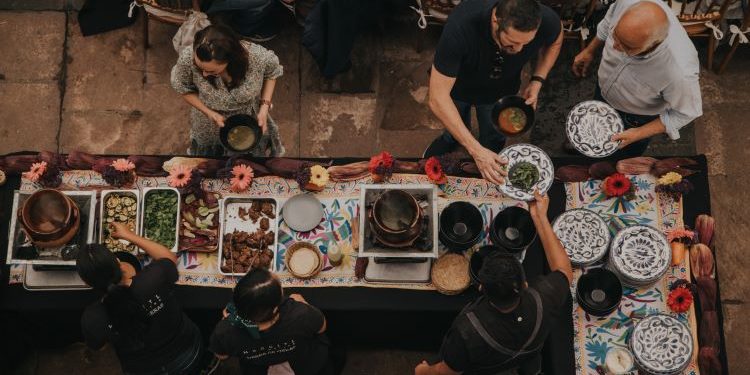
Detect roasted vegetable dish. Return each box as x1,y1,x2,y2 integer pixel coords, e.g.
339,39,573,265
180,192,220,252
143,190,179,249
508,161,540,191
102,192,138,253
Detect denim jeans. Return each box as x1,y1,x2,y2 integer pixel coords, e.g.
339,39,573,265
594,85,658,159
439,99,507,153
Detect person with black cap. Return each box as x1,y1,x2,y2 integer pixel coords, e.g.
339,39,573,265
415,191,572,375
76,222,211,375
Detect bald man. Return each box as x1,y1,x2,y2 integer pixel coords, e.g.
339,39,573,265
572,0,702,158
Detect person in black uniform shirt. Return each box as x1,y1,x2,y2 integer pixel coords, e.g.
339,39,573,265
210,268,333,375
425,0,563,185
415,191,573,375
77,222,206,375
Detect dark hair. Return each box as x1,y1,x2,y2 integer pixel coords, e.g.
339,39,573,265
233,268,283,322
478,251,526,308
193,25,249,90
77,244,149,344
494,0,542,32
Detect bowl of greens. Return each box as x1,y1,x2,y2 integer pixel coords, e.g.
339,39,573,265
139,187,180,252
497,144,554,201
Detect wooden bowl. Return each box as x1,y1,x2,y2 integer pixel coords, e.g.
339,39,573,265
285,242,323,279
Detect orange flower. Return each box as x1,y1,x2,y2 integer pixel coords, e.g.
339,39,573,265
23,161,47,182
168,164,192,188
425,157,447,184
111,158,135,172
230,164,254,192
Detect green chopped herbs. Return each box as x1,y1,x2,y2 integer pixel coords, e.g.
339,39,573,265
508,161,540,191
144,190,179,248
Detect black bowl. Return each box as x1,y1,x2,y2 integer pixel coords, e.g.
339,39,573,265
491,95,535,137
489,206,537,253
469,245,510,286
439,202,484,252
219,114,262,152
576,268,622,317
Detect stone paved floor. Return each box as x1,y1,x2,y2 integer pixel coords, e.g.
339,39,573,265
1,2,749,374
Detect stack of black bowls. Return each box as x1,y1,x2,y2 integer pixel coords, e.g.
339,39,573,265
439,202,484,252
576,268,623,317
489,206,537,254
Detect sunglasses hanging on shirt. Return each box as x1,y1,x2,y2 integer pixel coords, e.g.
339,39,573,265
490,49,504,79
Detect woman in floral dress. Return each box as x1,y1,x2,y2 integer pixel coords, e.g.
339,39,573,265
171,24,285,157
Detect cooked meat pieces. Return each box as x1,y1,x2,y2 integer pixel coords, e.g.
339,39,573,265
263,231,275,245
260,217,270,231
238,207,249,221
261,202,275,218
247,209,261,223
251,200,262,213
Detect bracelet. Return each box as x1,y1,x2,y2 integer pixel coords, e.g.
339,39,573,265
259,99,273,110
530,75,546,84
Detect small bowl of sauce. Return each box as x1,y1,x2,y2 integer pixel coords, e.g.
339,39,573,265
220,114,262,152
491,95,535,137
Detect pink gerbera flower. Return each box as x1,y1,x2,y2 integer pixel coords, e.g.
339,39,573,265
111,158,135,172
23,161,48,182
168,164,193,188
230,164,254,192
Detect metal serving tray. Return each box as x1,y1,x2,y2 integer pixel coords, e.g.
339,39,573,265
358,184,439,259
99,189,140,254
23,265,91,291
6,190,96,266
217,196,280,276
139,187,181,253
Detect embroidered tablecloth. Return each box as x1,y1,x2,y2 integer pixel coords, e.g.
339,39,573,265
10,170,521,290
566,175,699,375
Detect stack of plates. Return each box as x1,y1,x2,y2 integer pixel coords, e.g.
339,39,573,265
630,314,693,375
552,209,610,267
575,268,622,317
607,225,670,288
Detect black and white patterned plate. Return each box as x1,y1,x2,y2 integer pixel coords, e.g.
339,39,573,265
566,101,624,158
630,314,693,374
552,209,610,266
498,143,554,201
610,225,670,283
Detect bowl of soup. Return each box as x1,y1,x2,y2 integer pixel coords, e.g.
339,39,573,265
220,114,262,152
491,95,535,137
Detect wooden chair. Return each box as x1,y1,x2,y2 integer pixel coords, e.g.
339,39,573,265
541,0,600,50
717,5,750,73
669,0,737,70
135,0,201,48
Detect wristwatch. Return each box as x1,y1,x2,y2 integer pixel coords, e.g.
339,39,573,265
530,75,546,85
259,99,273,110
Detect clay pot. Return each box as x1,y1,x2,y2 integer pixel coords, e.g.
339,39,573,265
18,189,80,246
369,190,422,247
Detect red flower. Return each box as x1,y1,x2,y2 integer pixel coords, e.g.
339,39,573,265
369,151,394,176
425,156,447,184
667,286,693,313
603,173,632,197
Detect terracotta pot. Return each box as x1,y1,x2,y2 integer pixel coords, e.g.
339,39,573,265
369,190,422,247
671,241,687,266
18,189,80,244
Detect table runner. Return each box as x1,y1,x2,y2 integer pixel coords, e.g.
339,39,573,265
566,175,699,375
10,170,521,290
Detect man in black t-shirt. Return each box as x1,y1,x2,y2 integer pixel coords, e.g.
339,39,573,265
425,0,562,185
415,191,573,375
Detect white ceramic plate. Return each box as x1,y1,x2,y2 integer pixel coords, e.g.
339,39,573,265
498,143,554,201
552,209,610,266
281,193,325,232
630,314,693,374
610,225,670,283
566,100,624,158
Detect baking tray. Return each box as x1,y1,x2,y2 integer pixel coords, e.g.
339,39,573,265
139,187,181,253
358,184,439,259
99,189,140,254
179,192,221,252
217,196,279,276
23,264,91,291
6,190,97,266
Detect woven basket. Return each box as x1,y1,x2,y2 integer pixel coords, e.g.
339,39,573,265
431,253,470,295
285,242,324,279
